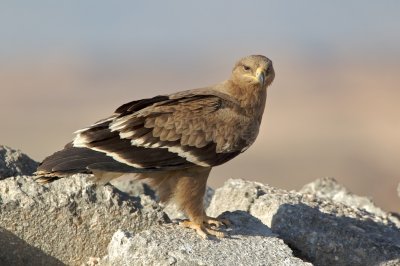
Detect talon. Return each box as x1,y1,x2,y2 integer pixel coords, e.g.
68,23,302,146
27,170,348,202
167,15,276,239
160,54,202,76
179,220,208,239
204,226,225,238
179,219,225,238
219,218,231,226
204,216,231,228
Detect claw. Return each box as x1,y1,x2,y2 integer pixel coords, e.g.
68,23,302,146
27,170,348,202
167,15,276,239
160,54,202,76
204,216,231,228
180,220,208,239
204,226,225,238
179,219,226,238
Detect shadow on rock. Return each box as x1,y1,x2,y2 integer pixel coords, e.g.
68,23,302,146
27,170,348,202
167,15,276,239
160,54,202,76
0,227,64,266
219,210,275,238
271,203,400,266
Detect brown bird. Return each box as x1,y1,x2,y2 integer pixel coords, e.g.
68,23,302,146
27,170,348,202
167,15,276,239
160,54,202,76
35,55,275,238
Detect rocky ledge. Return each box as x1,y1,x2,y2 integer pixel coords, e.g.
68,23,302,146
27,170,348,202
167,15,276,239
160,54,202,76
0,145,399,266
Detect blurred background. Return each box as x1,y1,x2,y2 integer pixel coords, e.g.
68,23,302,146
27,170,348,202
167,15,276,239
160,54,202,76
1,1,399,211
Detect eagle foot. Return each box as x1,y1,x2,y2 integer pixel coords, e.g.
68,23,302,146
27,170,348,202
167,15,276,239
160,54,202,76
179,219,226,239
204,216,231,229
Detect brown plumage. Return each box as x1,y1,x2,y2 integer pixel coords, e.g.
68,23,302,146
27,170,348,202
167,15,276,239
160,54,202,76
35,55,275,238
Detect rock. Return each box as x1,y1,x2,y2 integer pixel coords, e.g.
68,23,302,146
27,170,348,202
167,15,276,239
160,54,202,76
300,177,387,217
111,176,157,200
0,174,167,265
101,211,311,266
0,227,64,266
0,145,38,179
383,259,400,266
301,177,400,227
208,179,400,266
2,146,399,265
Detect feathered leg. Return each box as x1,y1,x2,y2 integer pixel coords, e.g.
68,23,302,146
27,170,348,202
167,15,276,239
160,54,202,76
173,167,226,238
144,167,229,238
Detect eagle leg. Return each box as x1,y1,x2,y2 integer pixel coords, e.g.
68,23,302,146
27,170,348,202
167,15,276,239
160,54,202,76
168,166,229,238
148,166,229,238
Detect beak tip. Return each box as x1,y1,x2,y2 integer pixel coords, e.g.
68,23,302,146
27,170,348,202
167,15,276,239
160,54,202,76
257,72,265,86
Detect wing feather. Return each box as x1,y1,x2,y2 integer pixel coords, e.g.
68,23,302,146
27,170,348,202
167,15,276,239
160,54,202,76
73,90,249,171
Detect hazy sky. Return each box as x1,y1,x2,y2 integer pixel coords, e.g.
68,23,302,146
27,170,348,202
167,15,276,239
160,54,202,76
1,1,400,61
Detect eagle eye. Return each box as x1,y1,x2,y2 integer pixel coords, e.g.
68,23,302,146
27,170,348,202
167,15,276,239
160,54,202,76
242,65,251,71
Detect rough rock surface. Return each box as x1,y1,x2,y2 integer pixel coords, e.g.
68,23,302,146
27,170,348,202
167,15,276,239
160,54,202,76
208,179,400,266
0,174,167,265
300,177,388,217
1,146,399,266
111,177,157,200
102,211,311,266
0,226,64,265
0,145,38,179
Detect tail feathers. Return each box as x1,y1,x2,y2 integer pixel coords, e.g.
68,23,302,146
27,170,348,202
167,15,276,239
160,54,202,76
34,143,139,183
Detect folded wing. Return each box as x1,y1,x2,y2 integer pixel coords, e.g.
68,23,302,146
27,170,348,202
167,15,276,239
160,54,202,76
39,90,248,176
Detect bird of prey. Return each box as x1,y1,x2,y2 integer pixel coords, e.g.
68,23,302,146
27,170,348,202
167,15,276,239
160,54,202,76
35,55,275,238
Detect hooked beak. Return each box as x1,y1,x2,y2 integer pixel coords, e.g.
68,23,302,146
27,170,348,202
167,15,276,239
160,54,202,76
255,67,265,86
